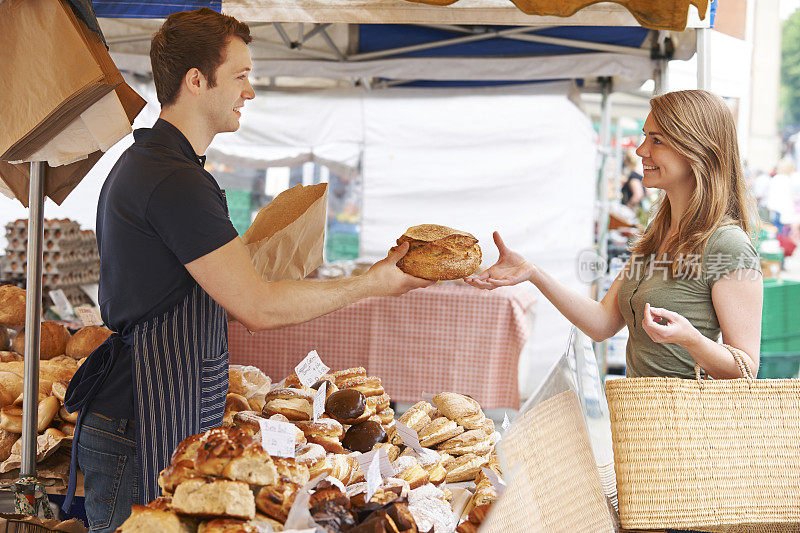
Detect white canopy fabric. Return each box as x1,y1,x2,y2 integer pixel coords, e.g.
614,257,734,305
0,80,596,397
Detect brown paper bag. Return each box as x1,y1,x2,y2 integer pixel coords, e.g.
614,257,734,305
0,82,147,206
0,0,124,161
241,183,328,281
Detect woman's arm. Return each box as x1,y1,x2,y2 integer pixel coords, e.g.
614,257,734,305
465,232,626,342
641,268,762,378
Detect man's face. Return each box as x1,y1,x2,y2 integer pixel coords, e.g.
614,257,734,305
203,37,255,134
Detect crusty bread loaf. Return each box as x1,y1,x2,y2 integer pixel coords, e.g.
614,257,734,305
118,505,194,533
65,326,113,359
11,322,70,360
0,429,17,462
0,286,26,329
395,224,481,281
172,479,255,520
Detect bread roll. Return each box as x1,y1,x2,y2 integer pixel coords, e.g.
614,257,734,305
0,372,22,408
0,286,26,329
12,322,71,360
118,505,194,533
0,429,18,462
66,326,113,359
172,479,255,520
0,396,59,433
395,224,482,280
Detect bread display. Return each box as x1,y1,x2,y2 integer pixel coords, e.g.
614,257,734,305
11,321,71,360
65,325,113,358
395,224,482,281
124,360,505,533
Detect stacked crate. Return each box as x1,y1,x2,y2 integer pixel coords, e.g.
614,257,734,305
2,218,98,305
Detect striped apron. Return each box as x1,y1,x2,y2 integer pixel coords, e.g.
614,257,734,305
63,282,229,508
131,282,229,503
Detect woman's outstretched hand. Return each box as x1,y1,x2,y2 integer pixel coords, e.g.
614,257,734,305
464,231,535,290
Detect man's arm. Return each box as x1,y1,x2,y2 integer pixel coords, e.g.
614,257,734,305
185,237,432,331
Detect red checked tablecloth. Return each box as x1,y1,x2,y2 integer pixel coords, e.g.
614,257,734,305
228,284,536,408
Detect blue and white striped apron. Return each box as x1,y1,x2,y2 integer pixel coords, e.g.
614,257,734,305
63,282,229,508
131,283,229,503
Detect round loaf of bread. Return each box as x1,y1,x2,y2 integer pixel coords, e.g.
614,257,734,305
0,286,26,329
66,326,113,359
395,225,481,281
11,321,70,360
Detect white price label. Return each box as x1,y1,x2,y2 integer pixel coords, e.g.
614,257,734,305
258,419,296,458
294,350,330,388
312,382,327,422
502,412,511,431
395,422,439,462
481,467,507,495
49,290,73,317
356,447,396,479
365,453,382,503
75,305,103,326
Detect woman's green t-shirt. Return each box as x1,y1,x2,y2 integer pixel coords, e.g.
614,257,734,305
618,225,761,378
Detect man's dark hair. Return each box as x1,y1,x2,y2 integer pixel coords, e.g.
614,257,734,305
150,8,252,106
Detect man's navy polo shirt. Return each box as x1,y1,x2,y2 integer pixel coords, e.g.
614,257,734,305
89,119,239,419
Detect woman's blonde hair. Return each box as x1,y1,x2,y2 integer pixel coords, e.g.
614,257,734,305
630,90,757,276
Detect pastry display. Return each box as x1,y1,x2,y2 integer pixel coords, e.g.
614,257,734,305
394,224,482,281
120,361,505,533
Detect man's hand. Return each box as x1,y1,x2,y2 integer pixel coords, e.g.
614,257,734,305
464,232,535,290
366,241,434,297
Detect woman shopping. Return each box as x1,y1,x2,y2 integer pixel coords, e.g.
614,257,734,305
466,90,763,379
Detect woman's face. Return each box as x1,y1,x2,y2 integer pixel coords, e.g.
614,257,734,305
635,113,694,195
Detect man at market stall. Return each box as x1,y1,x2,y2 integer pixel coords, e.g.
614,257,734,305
61,9,432,531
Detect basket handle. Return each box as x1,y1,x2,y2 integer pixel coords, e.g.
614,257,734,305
693,344,755,384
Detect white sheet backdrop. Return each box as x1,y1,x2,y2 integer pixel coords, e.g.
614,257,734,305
0,82,596,398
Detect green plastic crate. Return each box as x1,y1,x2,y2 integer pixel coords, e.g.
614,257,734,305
326,232,359,262
225,189,252,211
757,352,800,378
761,280,800,347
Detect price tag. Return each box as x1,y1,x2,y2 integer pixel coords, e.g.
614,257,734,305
48,290,73,318
312,381,327,422
294,350,330,388
481,467,507,495
80,283,100,307
257,419,296,458
421,390,436,403
394,422,439,462
74,305,103,326
502,412,511,431
365,453,382,503
356,447,396,479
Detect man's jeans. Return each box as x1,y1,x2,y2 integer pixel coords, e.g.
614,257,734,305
77,412,137,532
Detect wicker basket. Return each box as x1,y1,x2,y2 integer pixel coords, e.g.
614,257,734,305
606,345,800,532
481,390,616,532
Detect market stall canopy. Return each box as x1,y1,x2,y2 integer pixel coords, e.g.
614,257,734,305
93,0,709,30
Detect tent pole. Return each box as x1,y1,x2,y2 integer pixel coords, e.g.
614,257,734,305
20,161,45,481
595,77,612,378
696,28,710,90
